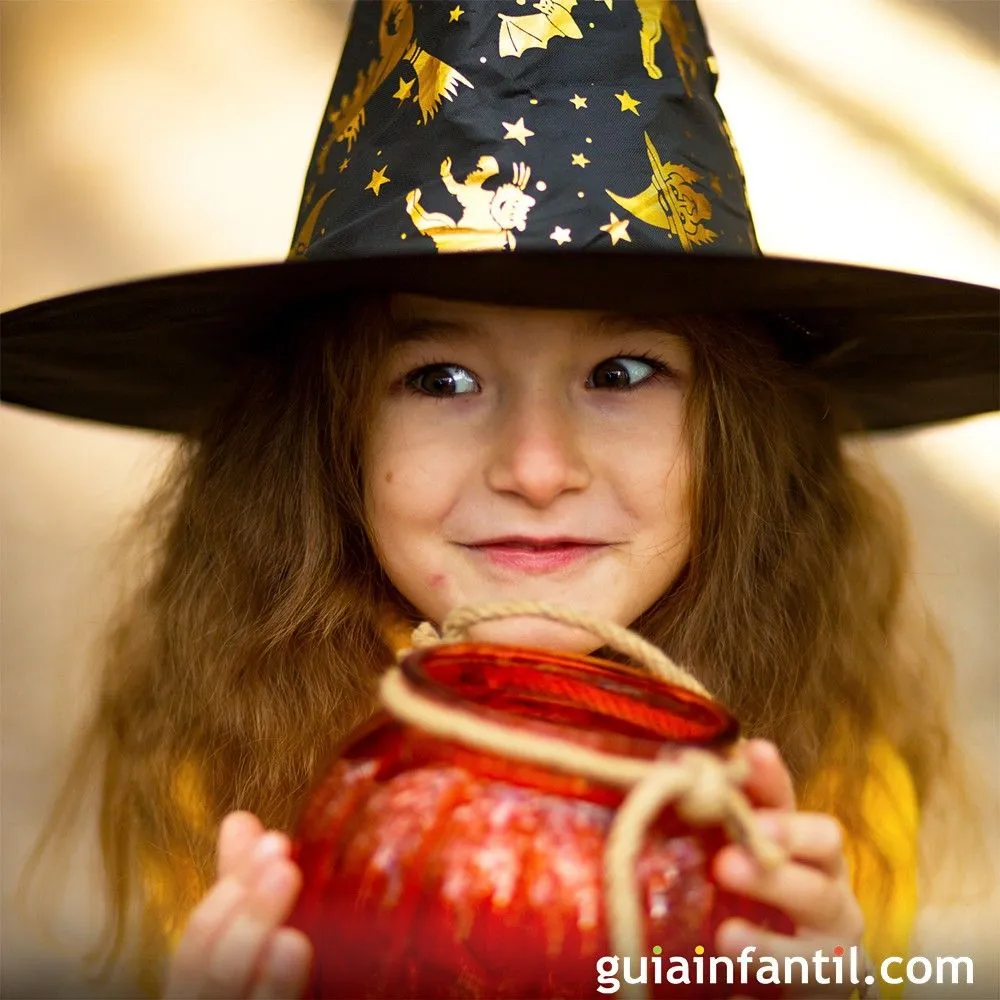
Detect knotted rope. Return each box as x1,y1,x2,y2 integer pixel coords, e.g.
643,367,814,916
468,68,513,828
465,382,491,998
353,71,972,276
379,602,782,1000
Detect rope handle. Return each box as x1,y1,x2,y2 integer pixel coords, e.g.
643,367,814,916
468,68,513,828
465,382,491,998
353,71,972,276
410,601,712,700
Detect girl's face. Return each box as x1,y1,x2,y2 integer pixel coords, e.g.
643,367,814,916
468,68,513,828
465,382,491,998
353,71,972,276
365,295,693,651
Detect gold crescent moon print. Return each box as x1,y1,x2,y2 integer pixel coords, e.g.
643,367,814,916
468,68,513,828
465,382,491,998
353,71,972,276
606,132,717,251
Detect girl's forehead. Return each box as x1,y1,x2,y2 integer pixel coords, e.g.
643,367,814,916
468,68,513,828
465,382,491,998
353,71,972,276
388,294,688,344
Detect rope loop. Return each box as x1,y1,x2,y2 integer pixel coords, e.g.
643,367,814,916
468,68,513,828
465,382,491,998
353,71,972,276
407,600,711,699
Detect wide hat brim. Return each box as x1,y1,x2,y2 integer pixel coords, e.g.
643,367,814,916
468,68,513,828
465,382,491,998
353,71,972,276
1,250,996,434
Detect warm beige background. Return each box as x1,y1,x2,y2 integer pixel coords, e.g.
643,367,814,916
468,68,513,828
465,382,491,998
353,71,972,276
2,1,997,996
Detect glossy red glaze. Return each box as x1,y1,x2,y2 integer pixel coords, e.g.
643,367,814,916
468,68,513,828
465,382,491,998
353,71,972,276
288,644,790,998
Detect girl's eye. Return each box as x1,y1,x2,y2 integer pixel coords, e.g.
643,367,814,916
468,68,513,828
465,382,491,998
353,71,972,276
588,356,665,390
404,363,480,396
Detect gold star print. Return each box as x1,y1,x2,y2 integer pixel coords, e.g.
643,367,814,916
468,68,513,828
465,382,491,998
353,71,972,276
338,158,350,173
393,77,415,102
615,90,641,115
571,152,590,168
449,5,464,21
502,117,535,146
600,212,631,246
365,166,390,196
570,94,588,110
550,226,572,246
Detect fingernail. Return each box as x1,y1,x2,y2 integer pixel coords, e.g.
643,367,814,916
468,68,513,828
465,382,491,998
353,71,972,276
719,851,755,887
270,929,312,982
749,739,778,762
254,831,288,860
258,860,295,896
754,814,780,837
820,816,844,849
717,918,755,952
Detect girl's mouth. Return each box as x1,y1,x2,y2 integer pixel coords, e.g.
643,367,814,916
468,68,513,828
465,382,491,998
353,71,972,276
464,538,608,574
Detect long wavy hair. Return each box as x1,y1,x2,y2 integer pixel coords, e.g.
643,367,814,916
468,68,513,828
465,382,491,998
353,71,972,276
23,299,963,993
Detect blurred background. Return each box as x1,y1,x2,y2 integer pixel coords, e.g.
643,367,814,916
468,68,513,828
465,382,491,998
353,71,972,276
1,1,997,996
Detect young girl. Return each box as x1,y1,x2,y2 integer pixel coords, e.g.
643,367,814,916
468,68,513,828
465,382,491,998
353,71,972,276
152,296,940,1000
7,2,994,997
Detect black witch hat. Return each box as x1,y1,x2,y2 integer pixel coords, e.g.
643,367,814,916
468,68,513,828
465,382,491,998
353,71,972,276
2,0,996,432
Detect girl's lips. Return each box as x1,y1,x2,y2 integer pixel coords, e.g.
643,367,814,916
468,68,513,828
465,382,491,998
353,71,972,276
465,542,607,574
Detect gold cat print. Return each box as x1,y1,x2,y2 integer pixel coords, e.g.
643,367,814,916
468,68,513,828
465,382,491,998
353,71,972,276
406,156,537,251
635,0,698,93
317,0,472,169
606,132,716,251
498,0,583,58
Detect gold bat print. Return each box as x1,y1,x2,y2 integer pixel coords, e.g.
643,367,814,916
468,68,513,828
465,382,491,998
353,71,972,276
498,0,583,58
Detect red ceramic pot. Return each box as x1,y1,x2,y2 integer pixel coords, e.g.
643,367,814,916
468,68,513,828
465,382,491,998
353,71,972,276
288,643,790,998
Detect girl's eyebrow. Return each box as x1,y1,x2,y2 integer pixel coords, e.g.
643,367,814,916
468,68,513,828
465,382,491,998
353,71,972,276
390,312,685,344
390,317,480,344
592,313,684,340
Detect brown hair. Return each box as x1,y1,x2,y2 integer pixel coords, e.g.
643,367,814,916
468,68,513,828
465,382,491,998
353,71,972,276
22,301,964,992
635,315,960,866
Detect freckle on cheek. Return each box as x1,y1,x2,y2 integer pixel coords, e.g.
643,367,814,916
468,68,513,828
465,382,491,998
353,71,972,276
385,471,393,483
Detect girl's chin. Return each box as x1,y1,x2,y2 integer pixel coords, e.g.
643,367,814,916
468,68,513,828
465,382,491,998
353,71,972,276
457,617,606,655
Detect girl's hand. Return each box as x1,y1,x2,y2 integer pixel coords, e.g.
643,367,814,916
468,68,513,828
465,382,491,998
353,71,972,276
164,811,312,1000
714,740,865,998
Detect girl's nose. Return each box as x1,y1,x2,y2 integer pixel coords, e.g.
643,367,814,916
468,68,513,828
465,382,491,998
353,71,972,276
485,394,592,507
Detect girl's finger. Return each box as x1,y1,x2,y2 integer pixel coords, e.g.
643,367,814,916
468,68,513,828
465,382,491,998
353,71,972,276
163,878,248,999
249,928,314,1000
747,811,847,876
739,740,796,811
199,857,304,999
234,830,293,890
714,846,862,936
217,811,266,879
716,919,849,998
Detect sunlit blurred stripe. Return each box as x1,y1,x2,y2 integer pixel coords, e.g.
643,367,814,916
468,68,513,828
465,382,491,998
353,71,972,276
698,3,999,285
701,0,1000,220
695,1,999,506
704,40,999,284
1,0,348,306
895,414,1000,523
